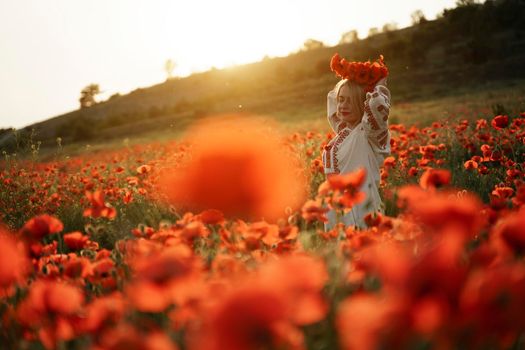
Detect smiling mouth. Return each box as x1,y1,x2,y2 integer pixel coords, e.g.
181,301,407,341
341,111,351,116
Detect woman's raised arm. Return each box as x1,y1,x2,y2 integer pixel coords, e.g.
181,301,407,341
327,89,344,133
362,80,391,153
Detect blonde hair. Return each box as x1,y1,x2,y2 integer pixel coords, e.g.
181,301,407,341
336,79,366,119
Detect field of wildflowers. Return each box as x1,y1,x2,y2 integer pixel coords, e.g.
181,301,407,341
1,112,524,349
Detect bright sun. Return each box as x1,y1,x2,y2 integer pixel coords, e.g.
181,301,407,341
1,0,459,127
153,0,308,76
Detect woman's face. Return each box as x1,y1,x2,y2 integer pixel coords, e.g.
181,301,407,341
337,84,360,124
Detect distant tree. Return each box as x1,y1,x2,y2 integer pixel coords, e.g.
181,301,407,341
382,22,399,33
367,27,380,38
339,30,359,44
456,0,480,7
165,59,176,80
108,93,121,101
79,84,100,109
411,10,428,25
302,39,326,51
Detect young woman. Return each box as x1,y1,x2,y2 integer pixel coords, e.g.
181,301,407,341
322,69,391,230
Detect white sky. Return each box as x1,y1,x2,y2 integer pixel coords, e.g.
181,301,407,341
0,0,457,129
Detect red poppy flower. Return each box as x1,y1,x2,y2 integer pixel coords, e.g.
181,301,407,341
194,284,304,350
398,186,484,237
136,164,152,174
330,53,343,73
337,294,402,350
80,292,125,334
301,199,328,223
159,117,306,222
419,169,451,189
63,256,93,279
89,257,117,290
383,156,396,169
127,245,201,312
63,231,89,250
114,166,125,173
369,62,383,82
493,208,525,256
464,160,478,170
330,53,388,87
96,325,179,350
0,231,29,296
355,63,369,85
364,212,383,227
460,264,525,346
181,221,210,242
327,168,366,191
198,209,225,225
491,115,509,130
325,168,367,208
478,165,489,175
411,296,448,335
512,185,525,207
408,167,418,176
491,186,514,199
258,254,329,325
21,214,64,241
17,279,84,349
83,190,117,219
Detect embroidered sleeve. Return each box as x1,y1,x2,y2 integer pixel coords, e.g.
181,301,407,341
362,84,391,152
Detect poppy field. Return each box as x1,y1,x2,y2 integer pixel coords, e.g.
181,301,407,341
1,112,525,350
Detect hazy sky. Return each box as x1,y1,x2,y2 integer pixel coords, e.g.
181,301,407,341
0,0,457,129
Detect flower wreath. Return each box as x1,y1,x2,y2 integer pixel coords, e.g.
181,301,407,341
330,53,389,93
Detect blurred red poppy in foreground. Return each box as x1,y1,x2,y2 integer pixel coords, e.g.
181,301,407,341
397,185,484,237
63,231,89,250
126,244,202,312
194,284,304,350
492,207,525,257
337,294,401,350
0,230,29,297
159,116,307,222
17,279,84,349
20,214,63,241
318,168,367,209
419,168,451,190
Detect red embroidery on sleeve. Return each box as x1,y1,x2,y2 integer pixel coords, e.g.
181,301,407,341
378,132,389,149
337,121,348,132
365,100,380,131
324,145,333,168
377,104,389,121
332,129,350,173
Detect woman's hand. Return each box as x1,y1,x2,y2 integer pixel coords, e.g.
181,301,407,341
376,77,388,87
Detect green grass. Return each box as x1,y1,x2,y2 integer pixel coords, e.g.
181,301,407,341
390,78,525,126
2,78,523,245
27,78,525,162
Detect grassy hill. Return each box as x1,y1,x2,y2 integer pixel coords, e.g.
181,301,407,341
2,0,525,154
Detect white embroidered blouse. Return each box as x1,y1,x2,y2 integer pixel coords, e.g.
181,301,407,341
322,81,391,229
